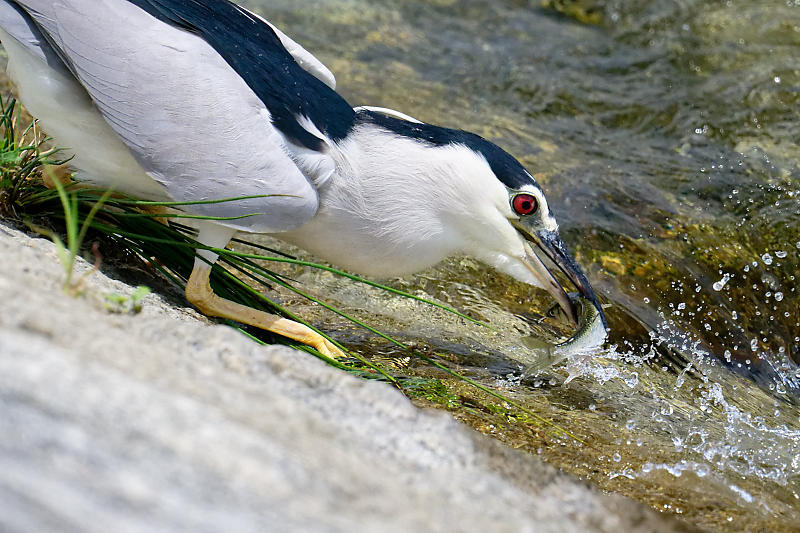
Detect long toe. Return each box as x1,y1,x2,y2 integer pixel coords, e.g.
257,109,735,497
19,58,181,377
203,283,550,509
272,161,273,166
315,337,348,360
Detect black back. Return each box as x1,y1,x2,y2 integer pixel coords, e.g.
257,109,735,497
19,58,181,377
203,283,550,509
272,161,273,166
359,111,539,190
125,0,356,151
125,0,536,190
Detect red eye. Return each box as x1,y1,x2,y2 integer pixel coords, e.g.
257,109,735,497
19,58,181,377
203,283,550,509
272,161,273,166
512,194,538,215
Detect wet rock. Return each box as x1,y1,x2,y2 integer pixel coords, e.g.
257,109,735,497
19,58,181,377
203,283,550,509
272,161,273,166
0,220,693,533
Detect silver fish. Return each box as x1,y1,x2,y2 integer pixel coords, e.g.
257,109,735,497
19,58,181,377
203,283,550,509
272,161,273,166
520,295,608,373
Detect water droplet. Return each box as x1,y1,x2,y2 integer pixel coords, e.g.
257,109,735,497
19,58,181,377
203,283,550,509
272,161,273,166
713,273,731,291
678,302,686,310
762,253,773,265
732,310,738,320
775,292,784,302
729,485,754,503
750,339,758,351
624,371,639,388
776,250,787,259
612,452,622,462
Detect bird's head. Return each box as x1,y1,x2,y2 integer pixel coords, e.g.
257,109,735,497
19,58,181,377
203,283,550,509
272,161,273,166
285,109,605,329
496,185,605,328
441,145,604,329
347,109,606,328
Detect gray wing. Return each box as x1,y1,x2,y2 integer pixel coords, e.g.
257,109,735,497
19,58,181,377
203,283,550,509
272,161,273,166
16,0,319,233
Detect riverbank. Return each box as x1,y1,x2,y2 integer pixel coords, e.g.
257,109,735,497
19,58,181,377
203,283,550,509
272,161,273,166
0,220,695,532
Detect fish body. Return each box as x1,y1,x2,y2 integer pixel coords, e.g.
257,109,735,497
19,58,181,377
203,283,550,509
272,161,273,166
520,295,608,373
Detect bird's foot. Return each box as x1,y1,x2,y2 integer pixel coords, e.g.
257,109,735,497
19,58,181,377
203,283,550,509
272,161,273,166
269,318,348,360
186,262,347,359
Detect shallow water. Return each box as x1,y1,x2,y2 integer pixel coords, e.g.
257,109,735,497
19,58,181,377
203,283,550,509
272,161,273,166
242,0,800,530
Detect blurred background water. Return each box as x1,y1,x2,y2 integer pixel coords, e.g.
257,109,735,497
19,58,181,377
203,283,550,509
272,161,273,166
221,0,798,530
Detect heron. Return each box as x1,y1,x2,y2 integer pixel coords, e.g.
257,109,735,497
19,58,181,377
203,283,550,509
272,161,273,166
0,0,606,358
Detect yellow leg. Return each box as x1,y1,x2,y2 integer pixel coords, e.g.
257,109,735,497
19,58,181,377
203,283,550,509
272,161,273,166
186,262,347,359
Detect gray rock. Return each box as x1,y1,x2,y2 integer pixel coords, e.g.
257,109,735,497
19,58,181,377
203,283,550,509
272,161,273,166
0,221,694,533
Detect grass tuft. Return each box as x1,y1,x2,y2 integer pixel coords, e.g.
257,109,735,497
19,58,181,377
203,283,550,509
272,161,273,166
0,98,67,217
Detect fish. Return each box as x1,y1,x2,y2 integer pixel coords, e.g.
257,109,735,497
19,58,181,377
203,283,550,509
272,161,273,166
520,294,608,373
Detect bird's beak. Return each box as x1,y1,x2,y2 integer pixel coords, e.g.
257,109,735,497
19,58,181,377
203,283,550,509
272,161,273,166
513,223,607,330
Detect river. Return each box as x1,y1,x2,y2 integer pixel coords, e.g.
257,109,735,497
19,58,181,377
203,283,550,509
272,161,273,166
239,1,800,530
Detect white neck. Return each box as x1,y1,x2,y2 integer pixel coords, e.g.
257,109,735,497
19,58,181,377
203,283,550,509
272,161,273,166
278,122,512,277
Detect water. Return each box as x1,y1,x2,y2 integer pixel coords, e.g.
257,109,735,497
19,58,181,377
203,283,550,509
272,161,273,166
253,0,800,529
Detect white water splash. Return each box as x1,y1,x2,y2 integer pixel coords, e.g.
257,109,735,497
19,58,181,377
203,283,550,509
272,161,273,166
713,273,731,291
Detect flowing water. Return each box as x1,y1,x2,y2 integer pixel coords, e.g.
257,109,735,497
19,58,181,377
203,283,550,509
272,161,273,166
238,0,800,530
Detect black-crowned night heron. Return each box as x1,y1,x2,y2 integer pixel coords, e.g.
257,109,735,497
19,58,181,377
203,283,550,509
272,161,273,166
0,0,606,357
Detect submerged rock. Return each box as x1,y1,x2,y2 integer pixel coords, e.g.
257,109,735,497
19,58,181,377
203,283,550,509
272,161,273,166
0,220,692,532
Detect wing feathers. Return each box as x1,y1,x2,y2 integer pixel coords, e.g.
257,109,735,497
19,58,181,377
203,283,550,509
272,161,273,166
126,0,355,149
40,0,319,232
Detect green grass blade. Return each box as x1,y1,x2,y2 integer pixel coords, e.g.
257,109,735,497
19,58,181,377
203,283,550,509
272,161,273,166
109,210,265,222
214,248,490,328
110,194,299,206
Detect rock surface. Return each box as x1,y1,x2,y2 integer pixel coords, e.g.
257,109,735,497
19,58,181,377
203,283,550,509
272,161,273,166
0,220,694,533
